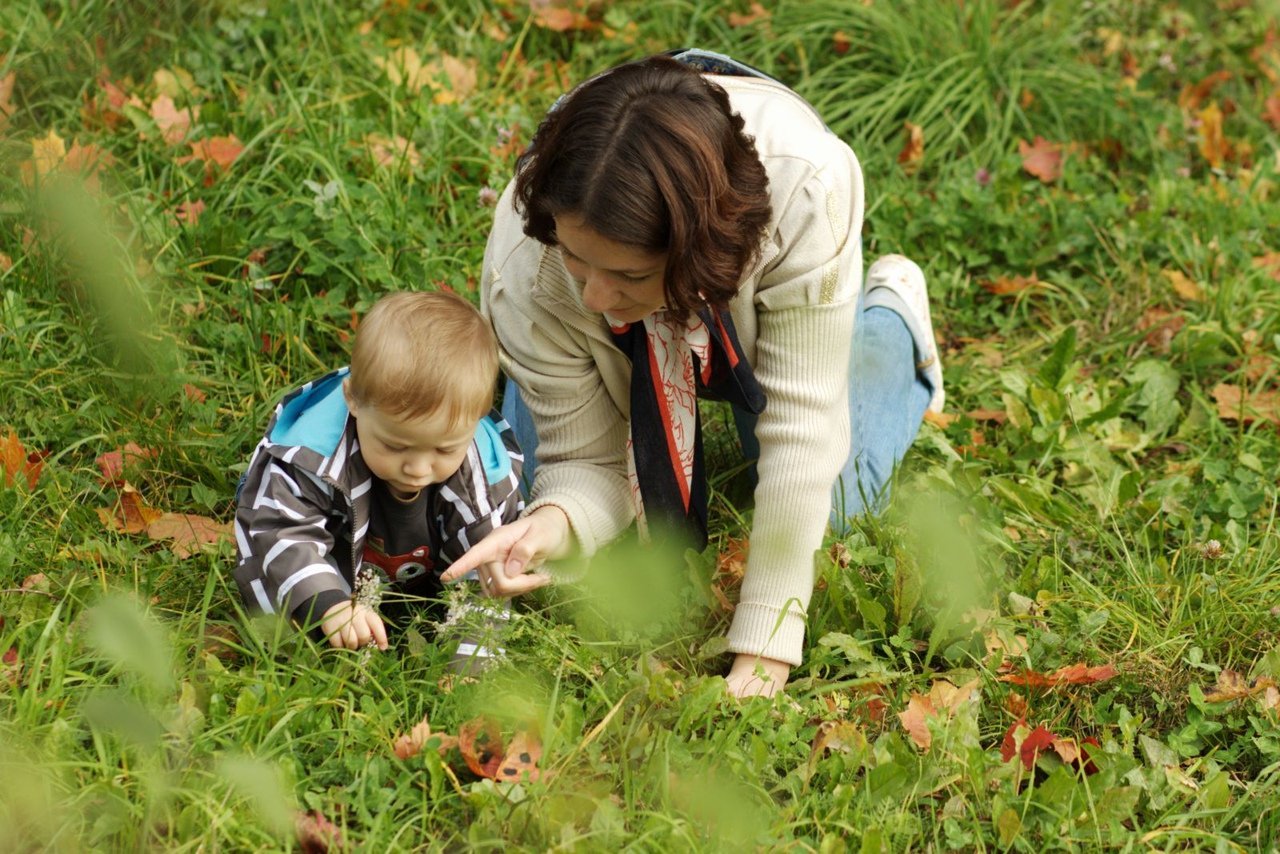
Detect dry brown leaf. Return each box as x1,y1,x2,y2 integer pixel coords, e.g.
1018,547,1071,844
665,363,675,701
967,408,1008,424
393,715,459,760
1137,307,1186,353
1178,70,1232,111
178,135,244,172
898,121,923,173
1197,101,1229,167
1263,93,1280,131
146,512,232,558
924,410,958,428
897,679,979,750
1161,268,1203,301
98,485,163,535
1254,251,1280,282
20,130,67,185
494,730,543,782
458,716,505,778
1212,383,1280,426
364,133,420,171
1018,136,1063,183
531,3,595,33
174,199,206,226
728,1,771,26
980,273,1039,296
1203,668,1276,703
0,72,15,130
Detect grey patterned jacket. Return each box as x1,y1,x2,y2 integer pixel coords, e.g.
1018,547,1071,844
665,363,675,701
233,367,523,623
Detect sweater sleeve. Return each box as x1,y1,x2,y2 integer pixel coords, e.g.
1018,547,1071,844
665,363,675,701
481,190,635,556
726,150,863,666
233,452,352,623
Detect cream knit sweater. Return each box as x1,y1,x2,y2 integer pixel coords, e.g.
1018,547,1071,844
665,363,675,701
481,73,931,665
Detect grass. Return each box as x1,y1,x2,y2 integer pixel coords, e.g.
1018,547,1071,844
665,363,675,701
3,0,1280,849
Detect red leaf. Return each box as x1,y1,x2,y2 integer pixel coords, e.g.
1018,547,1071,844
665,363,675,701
998,662,1118,690
1020,724,1056,770
2,646,21,688
1,430,45,490
897,121,924,173
96,443,157,487
458,716,505,778
1018,136,1063,183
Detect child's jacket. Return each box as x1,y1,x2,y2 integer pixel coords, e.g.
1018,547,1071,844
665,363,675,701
233,367,523,623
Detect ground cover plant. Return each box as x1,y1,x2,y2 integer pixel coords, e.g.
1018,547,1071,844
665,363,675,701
2,0,1280,849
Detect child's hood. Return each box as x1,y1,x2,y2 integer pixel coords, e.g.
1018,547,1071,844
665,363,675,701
268,367,351,457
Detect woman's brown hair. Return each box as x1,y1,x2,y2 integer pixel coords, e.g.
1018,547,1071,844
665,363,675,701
513,55,772,315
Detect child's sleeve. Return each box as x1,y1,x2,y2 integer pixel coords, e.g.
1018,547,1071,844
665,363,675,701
234,453,352,624
434,413,526,569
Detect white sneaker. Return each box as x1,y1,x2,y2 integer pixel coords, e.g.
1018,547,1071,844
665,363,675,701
864,254,945,413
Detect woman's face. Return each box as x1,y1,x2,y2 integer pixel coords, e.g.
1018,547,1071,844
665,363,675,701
554,213,669,325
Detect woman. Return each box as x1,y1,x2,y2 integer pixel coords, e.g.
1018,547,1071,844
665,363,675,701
442,50,944,698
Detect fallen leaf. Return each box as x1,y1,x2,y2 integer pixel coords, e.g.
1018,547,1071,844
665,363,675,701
1018,724,1056,770
1254,251,1280,281
2,647,21,688
1263,685,1279,713
96,443,158,486
495,729,543,782
924,410,958,428
998,662,1118,690
97,485,163,535
1,430,45,490
431,54,479,105
363,133,420,171
532,4,595,33
146,512,232,558
728,1,771,26
21,130,68,185
711,536,748,612
152,67,200,100
1263,93,1280,131
1018,136,1063,183
0,72,16,130
1178,70,1232,111
832,31,852,56
150,95,199,146
1004,691,1030,719
1137,307,1186,353
967,408,1008,424
1197,101,1229,168
183,384,207,403
1162,268,1203,301
294,810,343,854
458,716,505,778
1212,383,1280,426
980,273,1039,296
374,47,431,93
1202,668,1276,703
178,135,244,173
897,679,980,750
898,121,924,173
201,624,240,661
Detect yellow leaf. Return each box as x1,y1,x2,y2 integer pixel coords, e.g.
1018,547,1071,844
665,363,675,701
1197,101,1228,168
1161,268,1203,301
898,121,923,173
29,130,67,178
0,72,16,130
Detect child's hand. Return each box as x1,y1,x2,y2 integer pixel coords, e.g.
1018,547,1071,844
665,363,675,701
320,601,389,651
725,653,790,699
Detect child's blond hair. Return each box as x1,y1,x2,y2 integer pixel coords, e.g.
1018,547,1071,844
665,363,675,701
348,291,499,425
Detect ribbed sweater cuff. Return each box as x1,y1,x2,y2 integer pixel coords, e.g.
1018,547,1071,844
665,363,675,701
726,602,807,666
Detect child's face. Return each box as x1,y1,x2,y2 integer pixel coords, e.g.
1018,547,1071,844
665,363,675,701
346,392,475,499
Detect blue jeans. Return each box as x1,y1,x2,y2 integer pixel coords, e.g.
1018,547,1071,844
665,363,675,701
501,306,932,532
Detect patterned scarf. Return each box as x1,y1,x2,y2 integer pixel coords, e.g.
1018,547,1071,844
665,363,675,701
608,307,765,549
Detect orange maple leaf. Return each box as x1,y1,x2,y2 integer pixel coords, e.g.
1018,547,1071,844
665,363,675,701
178,135,244,172
898,121,924,173
494,730,543,783
174,199,206,226
1018,137,1063,183
457,716,505,778
532,4,595,33
1,430,45,490
897,679,979,750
